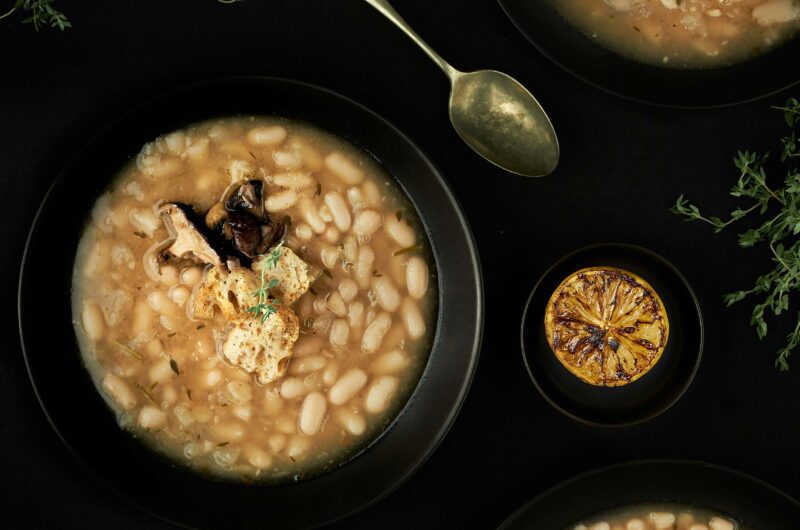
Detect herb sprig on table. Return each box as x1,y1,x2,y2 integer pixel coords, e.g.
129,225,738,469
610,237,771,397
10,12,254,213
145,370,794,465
671,97,800,370
0,0,70,31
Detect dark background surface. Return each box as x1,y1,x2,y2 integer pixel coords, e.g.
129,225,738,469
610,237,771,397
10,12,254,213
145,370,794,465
2,1,799,528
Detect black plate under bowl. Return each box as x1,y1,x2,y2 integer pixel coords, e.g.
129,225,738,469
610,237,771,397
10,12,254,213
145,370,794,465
498,0,800,108
500,460,800,529
521,243,702,427
18,77,483,529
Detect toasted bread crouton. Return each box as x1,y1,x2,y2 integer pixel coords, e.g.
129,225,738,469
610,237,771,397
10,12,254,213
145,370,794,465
221,305,300,384
252,246,310,305
192,266,261,320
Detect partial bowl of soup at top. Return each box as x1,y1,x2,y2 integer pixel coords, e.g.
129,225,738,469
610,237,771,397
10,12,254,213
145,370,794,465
18,77,483,529
499,0,800,107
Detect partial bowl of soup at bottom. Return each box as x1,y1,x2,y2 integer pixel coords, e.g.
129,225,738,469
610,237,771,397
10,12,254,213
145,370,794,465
18,76,483,529
498,0,800,107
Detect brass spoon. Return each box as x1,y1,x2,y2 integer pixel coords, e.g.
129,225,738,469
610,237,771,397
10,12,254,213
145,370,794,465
364,0,559,177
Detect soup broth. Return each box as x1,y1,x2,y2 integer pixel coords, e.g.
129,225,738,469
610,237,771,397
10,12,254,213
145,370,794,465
549,0,800,68
71,117,437,482
572,503,745,530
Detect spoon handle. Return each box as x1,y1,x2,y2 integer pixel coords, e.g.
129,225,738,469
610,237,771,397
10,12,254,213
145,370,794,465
363,0,459,80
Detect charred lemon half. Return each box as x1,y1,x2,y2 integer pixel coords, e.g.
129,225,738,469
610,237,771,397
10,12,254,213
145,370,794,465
544,267,669,387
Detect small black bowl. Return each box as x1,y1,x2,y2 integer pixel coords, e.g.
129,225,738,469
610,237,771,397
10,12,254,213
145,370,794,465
498,0,800,108
520,243,703,427
18,77,483,529
499,460,800,529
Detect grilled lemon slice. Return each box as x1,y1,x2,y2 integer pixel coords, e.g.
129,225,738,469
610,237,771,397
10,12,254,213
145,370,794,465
544,267,669,387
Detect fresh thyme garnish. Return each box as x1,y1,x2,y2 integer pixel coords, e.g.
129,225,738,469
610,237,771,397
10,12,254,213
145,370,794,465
314,182,322,197
246,243,283,324
217,441,230,447
113,340,144,360
0,0,70,31
134,381,158,404
133,231,147,239
169,358,180,375
393,244,423,256
186,388,193,401
671,97,800,371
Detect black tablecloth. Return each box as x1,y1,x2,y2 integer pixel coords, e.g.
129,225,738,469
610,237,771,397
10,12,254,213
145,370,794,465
3,1,799,528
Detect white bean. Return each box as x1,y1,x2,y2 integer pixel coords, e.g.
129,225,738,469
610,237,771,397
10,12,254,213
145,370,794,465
322,362,339,386
626,520,646,530
298,392,327,436
362,179,382,207
335,407,366,436
708,518,734,530
149,358,176,384
371,350,409,375
320,245,340,269
341,235,358,265
324,226,340,244
327,292,347,317
325,152,364,184
406,256,429,299
348,301,365,329
362,312,392,354
355,245,375,289
81,302,105,341
273,149,302,168
300,198,326,233
280,377,308,399
243,443,272,469
287,435,310,459
265,189,298,212
247,125,287,145
649,513,676,529
288,354,327,375
227,380,253,402
347,186,367,212
180,266,203,286
131,301,155,336
318,204,334,223
372,276,401,312
102,373,137,411
293,335,324,358
329,368,368,405
204,369,222,388
129,208,161,238
138,405,166,430
272,171,314,189
384,215,416,247
268,433,287,453
169,285,191,306
338,278,358,303
295,223,313,240
353,209,382,237
364,376,399,414
147,290,179,319
210,421,246,442
324,192,352,231
401,297,426,340
330,319,350,347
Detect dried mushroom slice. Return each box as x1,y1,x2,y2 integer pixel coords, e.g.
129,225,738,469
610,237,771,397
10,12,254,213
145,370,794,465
544,267,669,387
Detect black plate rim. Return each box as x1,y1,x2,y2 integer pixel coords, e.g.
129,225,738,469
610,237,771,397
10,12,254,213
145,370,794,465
498,458,800,529
17,75,485,529
497,0,800,109
520,242,704,428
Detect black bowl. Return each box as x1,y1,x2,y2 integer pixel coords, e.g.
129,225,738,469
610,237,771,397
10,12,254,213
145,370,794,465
499,460,800,528
18,77,483,529
498,0,800,108
520,243,703,427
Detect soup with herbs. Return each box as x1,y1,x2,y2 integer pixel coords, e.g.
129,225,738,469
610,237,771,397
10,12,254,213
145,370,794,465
572,503,743,530
550,0,800,68
72,117,437,482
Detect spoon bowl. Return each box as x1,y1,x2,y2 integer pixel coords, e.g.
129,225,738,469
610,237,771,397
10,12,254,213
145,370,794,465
450,70,559,177
365,0,559,177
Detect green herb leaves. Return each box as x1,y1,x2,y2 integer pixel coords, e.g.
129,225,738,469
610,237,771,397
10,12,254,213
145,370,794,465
1,0,71,31
246,243,282,324
670,97,800,371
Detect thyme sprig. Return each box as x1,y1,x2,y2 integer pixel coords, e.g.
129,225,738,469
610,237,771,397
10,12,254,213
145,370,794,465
670,98,800,371
0,0,70,31
246,243,282,324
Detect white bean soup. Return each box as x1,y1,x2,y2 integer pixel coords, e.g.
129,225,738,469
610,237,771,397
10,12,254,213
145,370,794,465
72,116,437,482
550,0,800,68
571,503,745,530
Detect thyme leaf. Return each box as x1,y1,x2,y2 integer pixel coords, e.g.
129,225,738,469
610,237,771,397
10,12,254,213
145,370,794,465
671,97,800,370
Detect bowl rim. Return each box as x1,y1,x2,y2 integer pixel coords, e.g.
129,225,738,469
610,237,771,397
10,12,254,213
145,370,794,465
497,0,800,109
498,458,800,529
519,242,704,428
17,75,485,529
